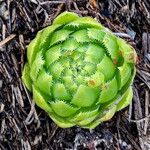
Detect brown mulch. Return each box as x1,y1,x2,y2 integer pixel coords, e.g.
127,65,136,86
0,0,150,149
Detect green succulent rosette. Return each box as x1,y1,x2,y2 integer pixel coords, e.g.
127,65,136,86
22,12,137,129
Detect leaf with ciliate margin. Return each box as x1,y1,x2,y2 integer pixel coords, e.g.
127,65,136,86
103,33,119,61
52,83,71,101
50,101,79,117
50,29,72,47
39,24,61,50
49,113,75,128
117,38,137,64
27,31,42,65
117,62,132,90
30,51,44,82
22,63,32,91
45,44,61,67
71,29,90,43
117,86,133,111
53,11,79,25
69,106,99,122
71,85,99,107
97,55,115,81
87,28,106,42
33,86,52,113
98,77,118,103
64,17,104,30
35,69,53,96
83,106,117,129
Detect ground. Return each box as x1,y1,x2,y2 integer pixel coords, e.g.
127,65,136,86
0,0,150,150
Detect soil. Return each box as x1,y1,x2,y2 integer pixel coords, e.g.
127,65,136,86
0,0,150,150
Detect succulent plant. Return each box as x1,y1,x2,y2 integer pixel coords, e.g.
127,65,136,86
22,11,137,129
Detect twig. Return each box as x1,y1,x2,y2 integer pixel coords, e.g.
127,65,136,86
0,34,16,47
40,1,66,5
113,32,133,39
129,114,150,123
49,124,58,142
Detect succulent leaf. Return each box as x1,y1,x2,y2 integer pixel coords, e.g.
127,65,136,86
69,106,99,122
45,45,61,66
33,86,52,113
117,86,133,111
27,31,42,65
22,11,137,129
97,55,115,81
35,69,52,95
117,38,137,64
50,29,72,46
53,11,79,25
103,33,119,61
39,24,61,50
30,51,44,81
50,101,79,117
71,29,90,43
117,62,132,89
85,106,117,129
52,83,71,101
50,113,75,128
99,77,118,103
22,63,32,91
87,28,106,42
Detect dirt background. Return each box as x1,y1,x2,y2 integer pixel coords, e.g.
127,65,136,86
0,0,150,150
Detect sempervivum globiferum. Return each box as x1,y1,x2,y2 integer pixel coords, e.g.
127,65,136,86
22,12,137,129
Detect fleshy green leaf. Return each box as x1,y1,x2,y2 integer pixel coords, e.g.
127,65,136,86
70,106,99,123
48,61,64,80
22,63,32,91
65,17,104,30
50,101,79,117
50,29,72,46
71,29,90,43
97,55,115,81
39,24,61,50
99,77,118,103
35,69,53,95
87,72,105,88
27,31,42,65
45,44,61,67
87,28,106,42
61,38,79,50
63,76,73,86
78,115,98,126
103,33,119,61
84,106,116,129
117,86,133,111
117,38,137,64
52,83,71,101
85,44,105,64
71,85,99,107
117,62,132,89
99,106,116,122
83,62,96,75
53,11,79,25
33,86,52,113
76,75,85,85
30,51,44,82
50,113,75,128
